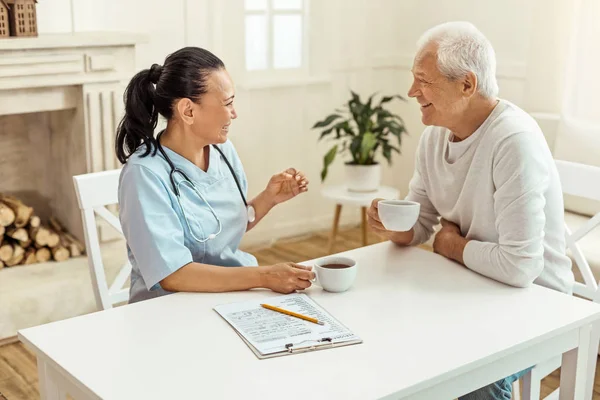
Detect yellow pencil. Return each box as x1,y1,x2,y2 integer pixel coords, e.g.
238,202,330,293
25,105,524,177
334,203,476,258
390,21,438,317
260,303,324,325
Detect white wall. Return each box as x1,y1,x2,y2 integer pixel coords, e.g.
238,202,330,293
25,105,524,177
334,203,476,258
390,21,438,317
36,0,569,247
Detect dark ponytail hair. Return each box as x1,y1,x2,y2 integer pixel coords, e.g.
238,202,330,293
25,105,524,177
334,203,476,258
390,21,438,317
115,47,225,164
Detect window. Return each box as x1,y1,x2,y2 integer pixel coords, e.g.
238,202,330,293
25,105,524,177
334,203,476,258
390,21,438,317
244,0,306,72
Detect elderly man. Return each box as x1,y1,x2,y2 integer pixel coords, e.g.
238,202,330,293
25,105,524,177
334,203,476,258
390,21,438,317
367,22,574,399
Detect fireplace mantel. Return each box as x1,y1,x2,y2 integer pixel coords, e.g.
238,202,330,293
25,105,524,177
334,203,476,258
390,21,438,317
0,32,147,113
0,32,146,51
0,32,147,241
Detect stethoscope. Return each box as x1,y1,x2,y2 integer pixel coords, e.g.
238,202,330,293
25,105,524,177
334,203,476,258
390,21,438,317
156,131,256,243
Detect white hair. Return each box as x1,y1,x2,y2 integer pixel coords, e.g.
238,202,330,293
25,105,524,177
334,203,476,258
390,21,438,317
416,21,498,99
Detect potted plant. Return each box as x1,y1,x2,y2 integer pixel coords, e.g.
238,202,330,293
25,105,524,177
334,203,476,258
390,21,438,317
312,91,407,192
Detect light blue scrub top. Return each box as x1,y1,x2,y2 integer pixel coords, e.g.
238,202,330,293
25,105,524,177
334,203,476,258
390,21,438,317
118,139,258,303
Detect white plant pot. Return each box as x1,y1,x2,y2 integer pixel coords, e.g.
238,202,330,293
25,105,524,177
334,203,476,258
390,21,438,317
344,163,381,192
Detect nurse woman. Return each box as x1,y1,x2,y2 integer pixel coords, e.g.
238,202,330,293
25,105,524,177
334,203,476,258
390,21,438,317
115,47,314,303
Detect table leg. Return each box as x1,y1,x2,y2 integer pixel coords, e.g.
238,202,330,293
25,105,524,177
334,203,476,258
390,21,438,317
520,368,541,400
584,323,600,399
512,379,521,400
328,204,342,254
559,324,594,400
361,206,367,246
38,358,64,400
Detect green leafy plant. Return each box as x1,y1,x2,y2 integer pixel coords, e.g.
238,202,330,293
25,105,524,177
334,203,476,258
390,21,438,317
312,91,407,181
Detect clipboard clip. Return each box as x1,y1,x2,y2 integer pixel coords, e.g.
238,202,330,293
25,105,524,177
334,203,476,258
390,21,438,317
284,337,333,353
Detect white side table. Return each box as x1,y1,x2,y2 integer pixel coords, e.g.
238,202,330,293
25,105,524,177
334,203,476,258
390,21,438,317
321,185,400,253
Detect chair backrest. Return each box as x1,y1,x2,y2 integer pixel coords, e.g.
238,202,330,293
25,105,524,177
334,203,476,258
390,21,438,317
73,169,131,310
555,159,600,301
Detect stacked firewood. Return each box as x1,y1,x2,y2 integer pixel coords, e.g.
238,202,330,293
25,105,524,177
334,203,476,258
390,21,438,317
0,195,85,269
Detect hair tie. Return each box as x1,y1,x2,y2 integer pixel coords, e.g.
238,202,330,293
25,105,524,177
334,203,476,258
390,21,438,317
149,63,163,84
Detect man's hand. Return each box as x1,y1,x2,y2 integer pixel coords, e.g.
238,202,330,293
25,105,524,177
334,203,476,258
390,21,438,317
433,219,468,264
366,198,389,236
367,198,414,245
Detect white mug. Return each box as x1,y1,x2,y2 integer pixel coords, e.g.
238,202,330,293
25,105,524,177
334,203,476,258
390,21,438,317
312,256,357,293
378,199,420,232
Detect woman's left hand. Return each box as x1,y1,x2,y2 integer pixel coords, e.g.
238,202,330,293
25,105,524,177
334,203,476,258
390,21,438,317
265,168,309,205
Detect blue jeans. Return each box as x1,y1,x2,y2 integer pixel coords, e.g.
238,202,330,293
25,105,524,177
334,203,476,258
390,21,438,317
458,368,532,400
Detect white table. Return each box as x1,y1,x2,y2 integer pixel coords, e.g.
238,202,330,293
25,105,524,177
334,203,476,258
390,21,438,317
321,185,400,252
19,243,600,400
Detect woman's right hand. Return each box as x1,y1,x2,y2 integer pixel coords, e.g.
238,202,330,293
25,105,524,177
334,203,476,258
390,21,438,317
259,263,315,294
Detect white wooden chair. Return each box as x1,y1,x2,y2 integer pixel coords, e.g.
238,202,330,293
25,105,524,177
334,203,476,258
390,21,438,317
521,159,600,400
73,169,131,310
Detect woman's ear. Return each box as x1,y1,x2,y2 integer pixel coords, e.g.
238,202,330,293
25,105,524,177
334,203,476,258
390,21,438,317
175,98,195,125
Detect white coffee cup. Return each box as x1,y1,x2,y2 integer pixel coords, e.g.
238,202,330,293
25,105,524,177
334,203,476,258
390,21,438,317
378,199,420,231
312,256,357,293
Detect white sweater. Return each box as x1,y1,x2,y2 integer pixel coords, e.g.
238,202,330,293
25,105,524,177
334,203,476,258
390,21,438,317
406,100,574,293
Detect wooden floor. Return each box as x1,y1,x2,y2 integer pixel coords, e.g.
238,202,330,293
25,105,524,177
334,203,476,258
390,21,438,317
0,225,598,399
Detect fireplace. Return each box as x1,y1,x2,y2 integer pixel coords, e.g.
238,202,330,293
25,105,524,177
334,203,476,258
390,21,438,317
0,32,145,244
0,32,145,340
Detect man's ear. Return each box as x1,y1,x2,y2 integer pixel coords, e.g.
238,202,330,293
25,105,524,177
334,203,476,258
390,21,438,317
175,98,195,125
462,71,477,97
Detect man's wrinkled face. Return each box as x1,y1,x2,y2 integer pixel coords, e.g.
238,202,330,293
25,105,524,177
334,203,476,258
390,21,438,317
407,42,470,128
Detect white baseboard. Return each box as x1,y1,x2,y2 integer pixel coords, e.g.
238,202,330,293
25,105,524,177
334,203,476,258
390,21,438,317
0,335,18,346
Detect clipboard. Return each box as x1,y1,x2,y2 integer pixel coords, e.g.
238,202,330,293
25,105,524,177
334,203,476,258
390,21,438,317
234,331,363,359
214,293,362,359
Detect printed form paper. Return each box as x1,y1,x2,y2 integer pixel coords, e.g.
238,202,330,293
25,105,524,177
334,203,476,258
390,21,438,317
214,293,360,355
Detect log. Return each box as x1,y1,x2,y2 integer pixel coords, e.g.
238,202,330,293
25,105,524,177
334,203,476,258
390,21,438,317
0,195,33,228
23,248,37,265
69,242,82,257
0,234,3,246
64,232,85,255
55,232,79,257
0,260,4,269
46,231,60,248
30,227,41,245
30,226,51,247
0,203,15,227
29,215,41,228
7,227,28,243
6,244,25,266
0,225,5,236
51,246,70,262
49,217,63,233
19,239,32,248
0,243,13,262
35,247,51,263
50,217,85,255
59,232,84,257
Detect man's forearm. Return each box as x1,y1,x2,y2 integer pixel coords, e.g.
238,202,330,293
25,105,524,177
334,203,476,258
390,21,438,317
447,234,468,265
432,223,469,265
